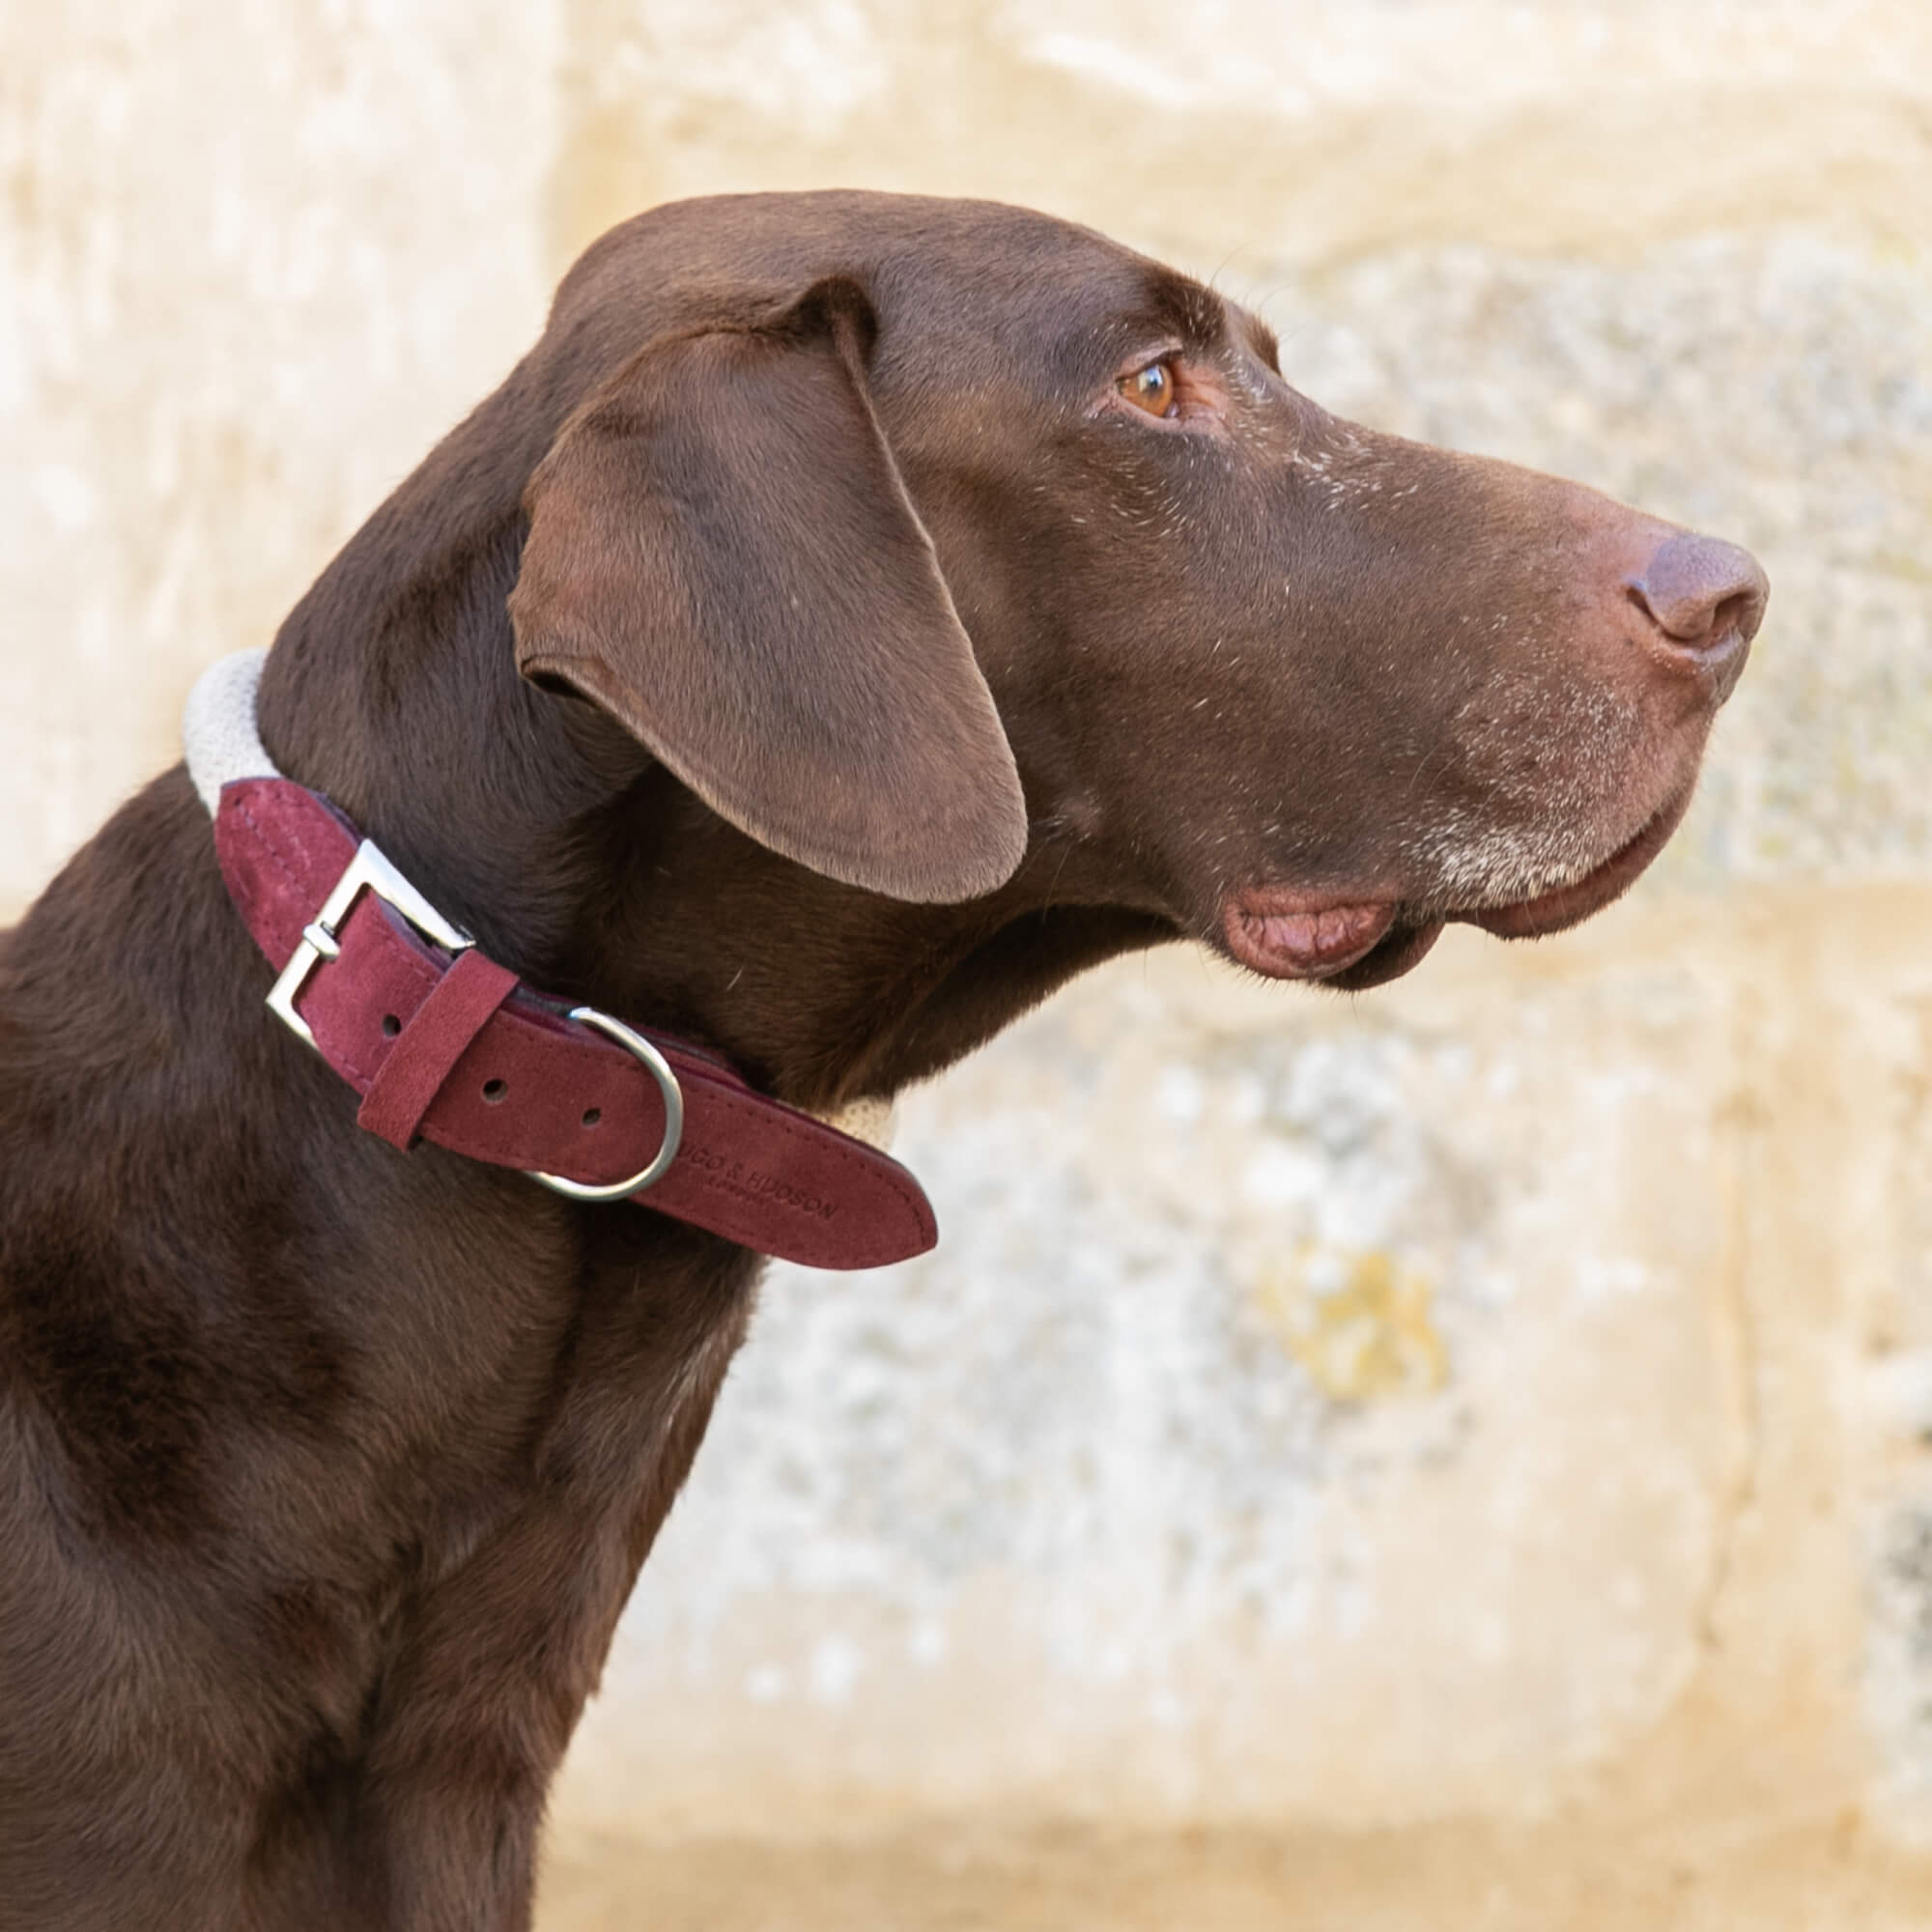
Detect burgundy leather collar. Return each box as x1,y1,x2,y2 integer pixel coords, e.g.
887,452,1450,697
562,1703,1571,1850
210,775,937,1270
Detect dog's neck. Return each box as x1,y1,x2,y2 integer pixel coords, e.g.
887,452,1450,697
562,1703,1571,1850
251,599,1161,1117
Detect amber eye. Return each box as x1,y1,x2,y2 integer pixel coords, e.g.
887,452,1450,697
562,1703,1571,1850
1119,358,1179,418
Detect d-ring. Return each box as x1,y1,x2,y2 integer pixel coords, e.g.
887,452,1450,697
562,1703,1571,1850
531,1006,684,1202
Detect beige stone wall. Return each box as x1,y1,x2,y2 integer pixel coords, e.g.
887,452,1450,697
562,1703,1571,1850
6,3,1931,1925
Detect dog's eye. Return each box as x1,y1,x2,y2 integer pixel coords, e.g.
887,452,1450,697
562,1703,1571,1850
1119,358,1179,418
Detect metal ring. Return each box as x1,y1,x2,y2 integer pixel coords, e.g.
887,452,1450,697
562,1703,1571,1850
531,1006,684,1203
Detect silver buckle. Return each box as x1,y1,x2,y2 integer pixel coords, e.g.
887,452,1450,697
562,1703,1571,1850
266,838,474,1051
530,1007,684,1202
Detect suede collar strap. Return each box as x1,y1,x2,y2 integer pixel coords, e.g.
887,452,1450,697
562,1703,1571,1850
186,659,936,1271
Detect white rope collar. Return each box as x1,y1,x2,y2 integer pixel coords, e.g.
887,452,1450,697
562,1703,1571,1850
183,647,277,813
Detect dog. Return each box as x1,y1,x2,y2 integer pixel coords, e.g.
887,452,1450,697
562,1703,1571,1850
0,190,1766,1929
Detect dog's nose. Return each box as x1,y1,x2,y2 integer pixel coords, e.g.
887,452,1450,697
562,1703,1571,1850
1628,534,1769,657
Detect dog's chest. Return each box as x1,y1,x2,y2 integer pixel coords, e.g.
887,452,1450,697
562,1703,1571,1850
319,1231,760,1739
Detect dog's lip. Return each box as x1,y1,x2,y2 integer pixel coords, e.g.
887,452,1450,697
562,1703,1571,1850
1220,784,1692,986
1218,890,1450,991
1455,789,1691,941
1220,892,1401,980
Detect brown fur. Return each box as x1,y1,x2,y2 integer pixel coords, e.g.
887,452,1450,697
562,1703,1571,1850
0,191,1761,1929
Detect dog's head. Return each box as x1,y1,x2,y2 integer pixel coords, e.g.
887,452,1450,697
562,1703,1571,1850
505,191,1763,1005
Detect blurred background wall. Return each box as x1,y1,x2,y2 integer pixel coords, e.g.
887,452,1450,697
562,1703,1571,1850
5,3,1931,1925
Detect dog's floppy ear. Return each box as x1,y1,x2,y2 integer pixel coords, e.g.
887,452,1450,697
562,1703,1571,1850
507,277,1028,904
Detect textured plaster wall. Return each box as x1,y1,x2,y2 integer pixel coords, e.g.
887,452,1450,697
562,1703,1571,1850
5,3,1932,1925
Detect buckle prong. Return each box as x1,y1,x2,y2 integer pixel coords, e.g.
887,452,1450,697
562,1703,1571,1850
298,920,342,962
267,838,473,1050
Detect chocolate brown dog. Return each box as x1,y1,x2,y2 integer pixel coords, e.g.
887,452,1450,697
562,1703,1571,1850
0,191,1765,1929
